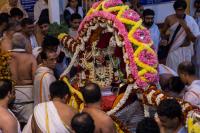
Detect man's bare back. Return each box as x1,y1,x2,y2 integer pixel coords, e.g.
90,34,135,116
32,101,77,132
84,108,116,133
0,37,12,53
10,52,37,85
53,101,77,129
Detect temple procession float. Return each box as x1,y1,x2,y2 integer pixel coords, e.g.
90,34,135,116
1,0,200,132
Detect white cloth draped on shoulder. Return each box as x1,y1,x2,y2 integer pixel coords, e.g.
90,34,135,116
166,15,200,72
159,64,178,76
34,66,56,106
22,102,72,133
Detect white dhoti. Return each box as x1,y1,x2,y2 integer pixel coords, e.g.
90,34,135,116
23,101,72,133
166,45,194,72
13,85,34,123
166,15,200,72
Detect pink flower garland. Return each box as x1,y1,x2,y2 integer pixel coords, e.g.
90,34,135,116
144,73,159,83
78,10,158,88
92,1,102,9
138,49,158,67
104,0,123,8
78,11,139,80
136,79,148,88
122,9,140,22
133,29,151,44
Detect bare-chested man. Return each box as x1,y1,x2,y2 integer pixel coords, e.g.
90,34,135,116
23,80,77,133
161,0,200,72
0,79,21,133
0,21,22,53
81,83,116,133
9,33,37,126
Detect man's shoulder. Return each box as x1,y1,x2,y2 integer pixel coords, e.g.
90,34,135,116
0,108,17,124
166,14,175,20
185,15,197,24
150,24,159,31
90,109,113,122
189,80,200,91
186,81,200,97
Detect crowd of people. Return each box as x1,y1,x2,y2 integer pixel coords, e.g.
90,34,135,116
0,0,200,133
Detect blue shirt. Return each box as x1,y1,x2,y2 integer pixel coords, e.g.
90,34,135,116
177,126,188,133
149,23,160,52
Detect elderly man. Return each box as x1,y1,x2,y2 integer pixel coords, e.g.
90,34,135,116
9,32,37,126
33,37,58,105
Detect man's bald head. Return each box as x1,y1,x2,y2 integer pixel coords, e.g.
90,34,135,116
81,83,101,104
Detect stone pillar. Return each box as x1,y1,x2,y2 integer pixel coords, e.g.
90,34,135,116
48,0,60,24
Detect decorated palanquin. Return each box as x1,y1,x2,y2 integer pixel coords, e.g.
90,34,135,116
56,0,200,132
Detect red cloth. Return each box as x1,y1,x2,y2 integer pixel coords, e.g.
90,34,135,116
101,95,117,111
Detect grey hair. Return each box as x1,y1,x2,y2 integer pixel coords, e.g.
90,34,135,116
12,32,26,49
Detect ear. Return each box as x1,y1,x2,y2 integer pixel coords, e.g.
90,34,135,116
64,94,69,103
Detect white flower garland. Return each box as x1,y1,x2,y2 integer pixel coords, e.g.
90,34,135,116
144,104,150,117
107,84,136,115
155,93,164,106
60,42,84,77
146,90,156,105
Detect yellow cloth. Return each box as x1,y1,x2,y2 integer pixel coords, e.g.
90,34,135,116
0,2,28,17
0,0,7,10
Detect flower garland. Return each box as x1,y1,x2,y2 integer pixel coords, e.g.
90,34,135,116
104,0,123,8
58,0,200,131
0,52,12,81
133,29,152,44
187,110,200,133
138,49,158,67
59,0,158,117
122,9,140,22
107,84,136,115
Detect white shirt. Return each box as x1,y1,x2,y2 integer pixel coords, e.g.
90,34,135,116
159,64,178,76
34,0,48,21
65,6,84,18
183,80,200,107
149,23,160,52
68,28,77,38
